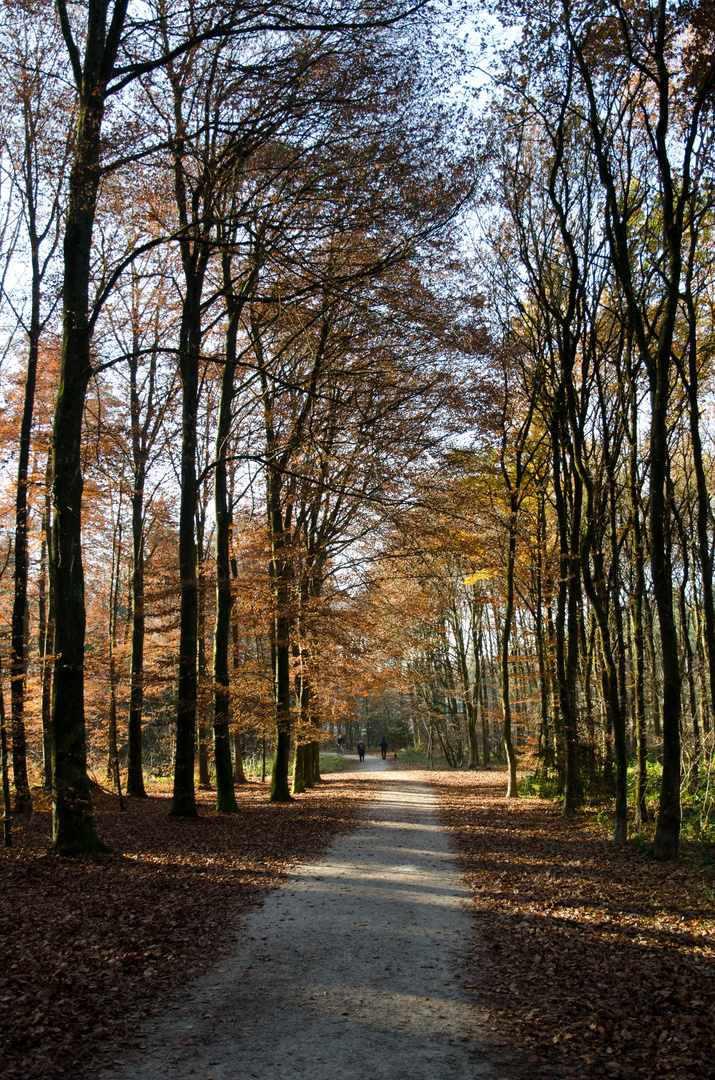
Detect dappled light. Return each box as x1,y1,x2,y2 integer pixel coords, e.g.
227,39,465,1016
437,771,715,1079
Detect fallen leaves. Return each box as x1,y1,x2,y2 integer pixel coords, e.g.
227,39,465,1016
5,764,713,1080
431,768,715,1080
0,773,374,1080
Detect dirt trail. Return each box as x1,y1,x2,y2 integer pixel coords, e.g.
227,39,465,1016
99,761,505,1080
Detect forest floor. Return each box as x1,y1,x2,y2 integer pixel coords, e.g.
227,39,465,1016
1,760,713,1080
93,758,511,1080
0,765,375,1080
435,770,715,1080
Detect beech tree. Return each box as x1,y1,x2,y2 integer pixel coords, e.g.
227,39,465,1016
0,3,73,813
553,0,714,859
46,0,433,850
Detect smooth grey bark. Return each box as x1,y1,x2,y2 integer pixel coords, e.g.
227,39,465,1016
212,266,246,813
170,258,205,818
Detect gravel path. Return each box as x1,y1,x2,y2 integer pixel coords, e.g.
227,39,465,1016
100,760,505,1080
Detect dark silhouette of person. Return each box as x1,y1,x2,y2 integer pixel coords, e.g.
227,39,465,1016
380,737,388,760
357,741,366,762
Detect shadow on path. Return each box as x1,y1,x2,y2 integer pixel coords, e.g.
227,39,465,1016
99,767,509,1080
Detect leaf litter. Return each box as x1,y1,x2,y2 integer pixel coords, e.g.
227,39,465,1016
430,769,715,1080
3,765,715,1080
0,775,375,1080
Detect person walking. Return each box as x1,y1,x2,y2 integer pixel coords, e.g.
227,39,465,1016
357,741,366,762
380,737,388,760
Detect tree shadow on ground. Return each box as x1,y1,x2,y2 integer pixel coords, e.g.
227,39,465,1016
432,770,715,1080
0,775,375,1080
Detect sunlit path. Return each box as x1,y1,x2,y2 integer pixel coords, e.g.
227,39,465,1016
100,761,501,1080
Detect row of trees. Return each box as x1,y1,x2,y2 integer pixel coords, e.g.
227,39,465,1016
380,0,715,859
0,0,475,850
2,0,715,862
338,0,715,861
489,0,715,860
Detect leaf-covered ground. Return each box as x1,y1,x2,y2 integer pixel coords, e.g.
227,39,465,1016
0,773,374,1080
4,764,714,1080
431,769,715,1080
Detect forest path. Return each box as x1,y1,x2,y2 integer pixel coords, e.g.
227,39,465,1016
99,761,503,1080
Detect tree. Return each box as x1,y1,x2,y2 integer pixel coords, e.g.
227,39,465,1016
47,0,429,848
1,2,72,813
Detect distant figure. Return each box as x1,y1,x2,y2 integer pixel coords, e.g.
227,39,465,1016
380,737,388,760
357,741,366,762
337,735,344,754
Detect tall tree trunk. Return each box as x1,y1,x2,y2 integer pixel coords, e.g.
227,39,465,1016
50,6,121,851
501,491,519,797
644,591,662,741
631,586,648,825
470,590,483,769
10,320,39,814
170,273,204,818
292,742,306,794
265,452,293,802
126,342,148,798
684,283,715,745
106,510,123,797
38,453,54,792
269,526,293,803
693,593,711,739
296,611,316,790
648,375,681,858
1,659,12,847
230,556,248,786
552,432,580,818
213,287,240,813
534,500,552,771
629,384,649,825
196,532,210,790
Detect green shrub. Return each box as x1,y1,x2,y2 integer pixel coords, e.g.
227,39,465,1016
397,747,429,765
680,766,715,840
518,769,560,799
319,753,348,773
626,756,662,803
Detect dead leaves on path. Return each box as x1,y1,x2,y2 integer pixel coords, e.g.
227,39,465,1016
433,770,715,1080
0,775,374,1080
